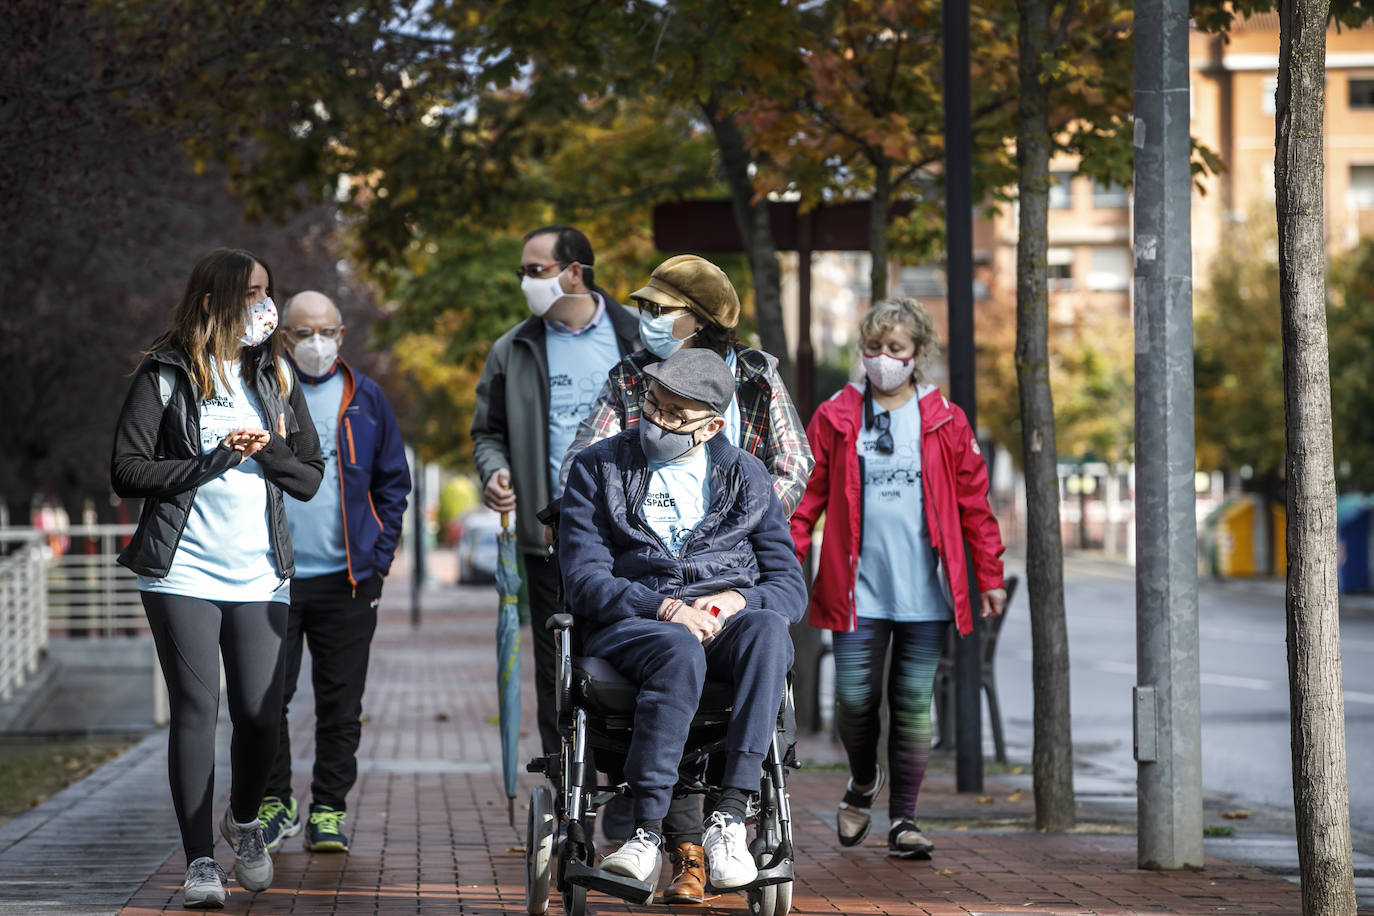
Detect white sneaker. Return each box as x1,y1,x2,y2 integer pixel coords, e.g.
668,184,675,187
600,828,662,883
219,808,274,892
183,856,229,909
703,811,757,890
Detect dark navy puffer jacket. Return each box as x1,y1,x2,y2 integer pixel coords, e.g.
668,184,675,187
558,429,807,639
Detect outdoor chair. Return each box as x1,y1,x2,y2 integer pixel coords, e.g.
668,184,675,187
932,574,1019,763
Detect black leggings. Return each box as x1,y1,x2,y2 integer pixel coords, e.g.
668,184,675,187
142,593,288,863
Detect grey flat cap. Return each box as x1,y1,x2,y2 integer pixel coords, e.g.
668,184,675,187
642,348,736,415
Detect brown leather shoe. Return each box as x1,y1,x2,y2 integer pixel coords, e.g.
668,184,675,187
663,842,706,904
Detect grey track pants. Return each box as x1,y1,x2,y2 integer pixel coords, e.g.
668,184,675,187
142,593,288,862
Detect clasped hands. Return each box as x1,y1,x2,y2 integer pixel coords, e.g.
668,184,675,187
220,414,288,465
658,590,746,644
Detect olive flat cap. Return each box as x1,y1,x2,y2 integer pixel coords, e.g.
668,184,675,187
630,254,741,329
643,348,736,415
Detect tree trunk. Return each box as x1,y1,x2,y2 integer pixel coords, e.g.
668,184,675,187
702,100,791,385
1015,0,1075,831
1276,0,1357,910
869,161,892,302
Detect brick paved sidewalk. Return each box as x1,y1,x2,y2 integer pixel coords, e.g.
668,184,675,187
106,582,1326,915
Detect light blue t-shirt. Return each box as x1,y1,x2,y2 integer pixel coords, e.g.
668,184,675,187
284,369,348,578
854,396,951,622
546,302,622,498
722,348,742,448
640,446,712,556
139,360,288,603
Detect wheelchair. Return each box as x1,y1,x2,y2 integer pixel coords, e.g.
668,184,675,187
523,611,798,916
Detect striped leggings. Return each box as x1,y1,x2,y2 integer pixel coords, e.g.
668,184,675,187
832,617,948,821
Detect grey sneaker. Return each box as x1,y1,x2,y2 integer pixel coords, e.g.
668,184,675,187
219,808,274,892
836,765,886,847
888,819,935,859
183,856,229,909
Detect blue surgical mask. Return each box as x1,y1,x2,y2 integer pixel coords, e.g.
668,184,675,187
638,311,696,359
638,415,701,464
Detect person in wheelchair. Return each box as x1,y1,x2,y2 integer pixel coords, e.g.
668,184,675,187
558,346,807,892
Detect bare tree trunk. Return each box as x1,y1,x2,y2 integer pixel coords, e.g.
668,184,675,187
1015,0,1075,831
1276,0,1357,910
702,99,791,384
869,161,892,301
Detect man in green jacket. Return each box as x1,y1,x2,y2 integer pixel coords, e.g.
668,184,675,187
470,224,641,756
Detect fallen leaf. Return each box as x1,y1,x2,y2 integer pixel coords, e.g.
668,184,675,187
508,845,526,853
1007,789,1024,802
976,795,995,804
435,712,451,722
937,868,961,876
953,825,969,831
1220,810,1252,819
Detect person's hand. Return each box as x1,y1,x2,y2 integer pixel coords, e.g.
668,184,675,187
658,597,721,644
691,590,746,622
220,428,271,463
981,587,1007,619
276,412,287,438
483,469,516,513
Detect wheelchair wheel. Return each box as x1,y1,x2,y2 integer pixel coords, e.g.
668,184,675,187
562,883,587,916
747,884,774,916
526,785,554,915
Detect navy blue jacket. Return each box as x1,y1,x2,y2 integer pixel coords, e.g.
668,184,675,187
293,356,412,585
559,429,807,639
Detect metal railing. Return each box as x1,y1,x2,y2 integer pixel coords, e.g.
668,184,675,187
0,543,48,703
0,525,146,638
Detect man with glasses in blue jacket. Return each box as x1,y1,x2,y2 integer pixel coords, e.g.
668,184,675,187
559,347,806,895
258,290,412,854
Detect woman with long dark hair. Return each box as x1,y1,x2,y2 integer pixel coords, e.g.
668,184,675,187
111,248,324,907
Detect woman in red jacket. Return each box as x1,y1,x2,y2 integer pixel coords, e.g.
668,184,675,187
791,298,1007,859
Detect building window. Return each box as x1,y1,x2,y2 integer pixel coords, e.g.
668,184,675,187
1092,181,1128,209
1261,76,1278,116
1350,78,1374,109
896,265,945,298
1351,164,1374,208
1047,247,1074,291
1087,246,1132,291
1049,171,1075,209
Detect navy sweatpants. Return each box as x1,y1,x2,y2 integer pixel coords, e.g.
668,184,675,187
581,610,793,823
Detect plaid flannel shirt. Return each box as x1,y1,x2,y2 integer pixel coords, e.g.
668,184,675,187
558,345,815,515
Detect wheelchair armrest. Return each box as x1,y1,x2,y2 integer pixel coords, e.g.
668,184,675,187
552,614,574,730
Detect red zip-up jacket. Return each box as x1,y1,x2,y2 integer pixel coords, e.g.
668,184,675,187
790,383,1005,635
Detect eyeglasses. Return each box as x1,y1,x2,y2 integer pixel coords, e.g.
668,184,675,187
287,326,342,340
514,262,566,280
642,390,713,432
872,411,894,455
635,299,689,320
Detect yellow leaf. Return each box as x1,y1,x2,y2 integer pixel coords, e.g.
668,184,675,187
1220,810,1252,819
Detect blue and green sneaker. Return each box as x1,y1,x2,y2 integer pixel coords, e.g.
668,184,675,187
257,796,301,851
305,804,349,853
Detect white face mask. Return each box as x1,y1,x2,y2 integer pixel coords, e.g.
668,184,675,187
293,333,339,377
862,352,916,392
521,263,581,317
638,311,696,358
240,297,278,347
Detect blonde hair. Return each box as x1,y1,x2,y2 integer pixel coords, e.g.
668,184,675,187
857,297,941,381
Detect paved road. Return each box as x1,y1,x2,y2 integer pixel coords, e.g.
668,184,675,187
996,554,1374,845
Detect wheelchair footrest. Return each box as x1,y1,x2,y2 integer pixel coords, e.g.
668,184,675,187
752,857,794,887
562,859,655,905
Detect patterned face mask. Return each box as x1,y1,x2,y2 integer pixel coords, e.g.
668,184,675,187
862,351,915,392
240,297,278,347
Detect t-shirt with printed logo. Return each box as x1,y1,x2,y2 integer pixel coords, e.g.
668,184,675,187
854,395,950,621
